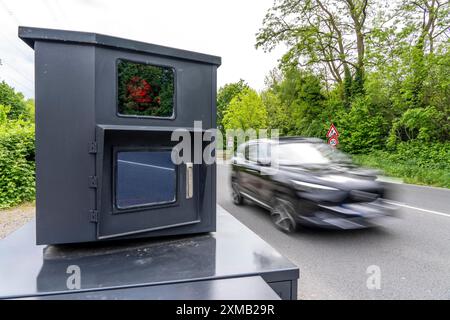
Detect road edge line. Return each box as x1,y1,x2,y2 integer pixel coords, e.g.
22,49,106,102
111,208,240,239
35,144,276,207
385,200,450,218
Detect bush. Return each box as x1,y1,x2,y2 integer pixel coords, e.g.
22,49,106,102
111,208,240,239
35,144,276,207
0,81,30,120
389,141,450,170
353,142,450,188
387,106,449,148
337,96,388,154
0,105,35,209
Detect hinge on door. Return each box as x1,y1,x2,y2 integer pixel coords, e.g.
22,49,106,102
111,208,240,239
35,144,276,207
88,141,98,154
89,209,98,223
89,175,98,188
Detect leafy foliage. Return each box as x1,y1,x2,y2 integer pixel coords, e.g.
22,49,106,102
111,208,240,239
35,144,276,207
263,67,330,137
261,90,291,134
253,0,449,159
387,106,449,148
0,81,30,120
222,88,268,131
256,0,370,101
337,96,388,153
217,80,249,131
0,105,35,209
353,142,450,188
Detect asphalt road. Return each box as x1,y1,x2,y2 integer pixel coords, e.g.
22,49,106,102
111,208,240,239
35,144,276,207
217,164,450,300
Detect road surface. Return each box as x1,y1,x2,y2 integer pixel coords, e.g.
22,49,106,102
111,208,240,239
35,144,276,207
217,164,450,300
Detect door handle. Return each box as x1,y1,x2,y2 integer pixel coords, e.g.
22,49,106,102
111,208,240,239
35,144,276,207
186,162,193,199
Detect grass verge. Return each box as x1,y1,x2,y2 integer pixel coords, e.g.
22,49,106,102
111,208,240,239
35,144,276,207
353,151,450,189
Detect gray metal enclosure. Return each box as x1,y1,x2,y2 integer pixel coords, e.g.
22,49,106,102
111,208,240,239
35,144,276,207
19,27,221,245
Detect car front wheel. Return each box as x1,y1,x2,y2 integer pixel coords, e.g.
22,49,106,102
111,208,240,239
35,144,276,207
271,197,297,233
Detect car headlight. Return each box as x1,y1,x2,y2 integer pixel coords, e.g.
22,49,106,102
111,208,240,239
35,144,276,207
291,180,339,191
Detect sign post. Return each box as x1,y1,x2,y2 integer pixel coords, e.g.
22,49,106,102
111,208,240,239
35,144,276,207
326,123,340,147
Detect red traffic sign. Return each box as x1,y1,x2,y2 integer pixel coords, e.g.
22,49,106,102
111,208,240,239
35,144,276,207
326,123,339,138
328,136,339,147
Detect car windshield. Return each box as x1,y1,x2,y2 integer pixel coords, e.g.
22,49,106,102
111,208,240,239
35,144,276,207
272,142,351,166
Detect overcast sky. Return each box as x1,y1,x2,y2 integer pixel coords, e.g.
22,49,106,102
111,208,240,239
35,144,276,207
0,0,286,98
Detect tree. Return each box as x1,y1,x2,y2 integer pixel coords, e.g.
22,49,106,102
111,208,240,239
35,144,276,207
256,0,370,101
0,81,29,120
222,88,268,131
400,0,450,55
261,90,291,135
400,0,449,108
216,80,249,132
263,67,327,137
366,0,449,111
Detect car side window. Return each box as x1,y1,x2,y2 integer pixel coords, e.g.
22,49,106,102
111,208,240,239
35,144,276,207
246,144,258,162
236,144,245,159
257,142,271,164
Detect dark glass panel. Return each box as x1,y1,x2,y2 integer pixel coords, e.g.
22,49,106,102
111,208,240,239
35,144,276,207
118,60,174,117
116,151,176,209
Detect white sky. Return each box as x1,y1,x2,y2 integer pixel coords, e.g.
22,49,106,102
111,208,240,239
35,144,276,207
0,0,286,98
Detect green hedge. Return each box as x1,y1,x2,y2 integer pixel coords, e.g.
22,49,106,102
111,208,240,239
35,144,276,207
353,141,450,188
0,110,35,209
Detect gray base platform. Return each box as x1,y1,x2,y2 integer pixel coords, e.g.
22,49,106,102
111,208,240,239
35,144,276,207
0,206,299,300
21,276,280,300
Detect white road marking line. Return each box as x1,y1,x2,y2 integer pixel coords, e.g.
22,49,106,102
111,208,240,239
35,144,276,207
118,160,175,171
385,200,450,218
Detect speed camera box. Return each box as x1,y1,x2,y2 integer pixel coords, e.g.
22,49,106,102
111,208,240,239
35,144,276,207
19,26,220,245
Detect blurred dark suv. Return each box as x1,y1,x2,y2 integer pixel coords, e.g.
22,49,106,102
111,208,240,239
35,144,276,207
230,137,395,232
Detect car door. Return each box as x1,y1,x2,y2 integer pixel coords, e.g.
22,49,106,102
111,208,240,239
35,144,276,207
238,142,261,198
254,142,273,205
